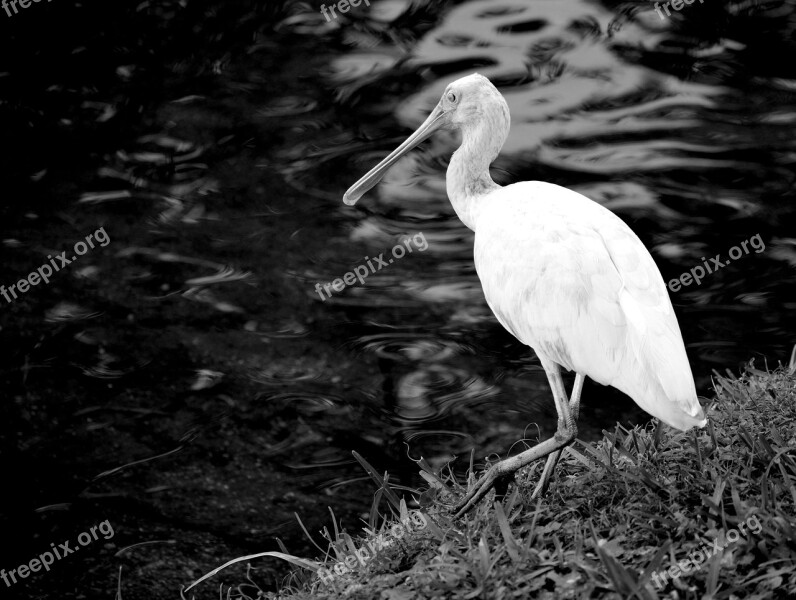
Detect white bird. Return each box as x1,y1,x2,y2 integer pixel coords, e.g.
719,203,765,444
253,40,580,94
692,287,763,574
343,73,707,517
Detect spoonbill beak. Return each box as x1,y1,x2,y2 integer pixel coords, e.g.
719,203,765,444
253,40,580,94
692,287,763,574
343,103,449,206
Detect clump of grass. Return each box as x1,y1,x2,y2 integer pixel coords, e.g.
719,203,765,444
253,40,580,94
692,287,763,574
187,364,796,599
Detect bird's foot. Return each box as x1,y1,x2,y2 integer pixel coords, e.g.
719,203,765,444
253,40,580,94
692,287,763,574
529,447,563,501
529,475,547,501
450,440,570,518
451,464,513,519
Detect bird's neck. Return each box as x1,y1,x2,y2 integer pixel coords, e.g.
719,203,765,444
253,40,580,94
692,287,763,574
446,124,502,231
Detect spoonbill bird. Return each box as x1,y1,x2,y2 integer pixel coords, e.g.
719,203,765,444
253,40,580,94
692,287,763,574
343,74,707,517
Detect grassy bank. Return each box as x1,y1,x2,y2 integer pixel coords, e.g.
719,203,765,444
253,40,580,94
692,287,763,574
189,365,796,599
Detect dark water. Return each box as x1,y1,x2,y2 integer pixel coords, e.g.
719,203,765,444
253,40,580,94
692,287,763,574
1,0,795,597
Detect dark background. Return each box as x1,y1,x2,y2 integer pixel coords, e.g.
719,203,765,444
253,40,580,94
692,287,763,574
1,0,794,597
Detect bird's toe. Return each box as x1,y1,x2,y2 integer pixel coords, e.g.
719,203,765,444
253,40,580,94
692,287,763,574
451,466,501,518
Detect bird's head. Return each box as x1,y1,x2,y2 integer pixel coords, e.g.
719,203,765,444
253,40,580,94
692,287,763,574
343,73,509,206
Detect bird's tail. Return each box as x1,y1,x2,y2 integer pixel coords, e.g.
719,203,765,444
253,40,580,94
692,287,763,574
617,297,707,431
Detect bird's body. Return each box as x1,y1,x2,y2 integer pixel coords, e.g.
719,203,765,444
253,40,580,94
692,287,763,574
472,181,704,430
343,73,706,516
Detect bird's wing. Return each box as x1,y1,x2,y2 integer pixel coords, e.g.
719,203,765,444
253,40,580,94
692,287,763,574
474,182,705,429
595,219,698,402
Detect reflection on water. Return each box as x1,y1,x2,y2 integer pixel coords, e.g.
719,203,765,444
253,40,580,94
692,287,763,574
3,0,796,591
292,0,796,458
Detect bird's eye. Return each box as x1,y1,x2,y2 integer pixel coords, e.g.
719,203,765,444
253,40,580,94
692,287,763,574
447,92,457,103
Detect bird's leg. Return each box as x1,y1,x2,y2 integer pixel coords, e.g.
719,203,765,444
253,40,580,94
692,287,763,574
452,361,577,518
531,373,584,499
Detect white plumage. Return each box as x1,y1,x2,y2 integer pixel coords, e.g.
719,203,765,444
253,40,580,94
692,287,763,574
474,181,705,431
344,73,706,516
